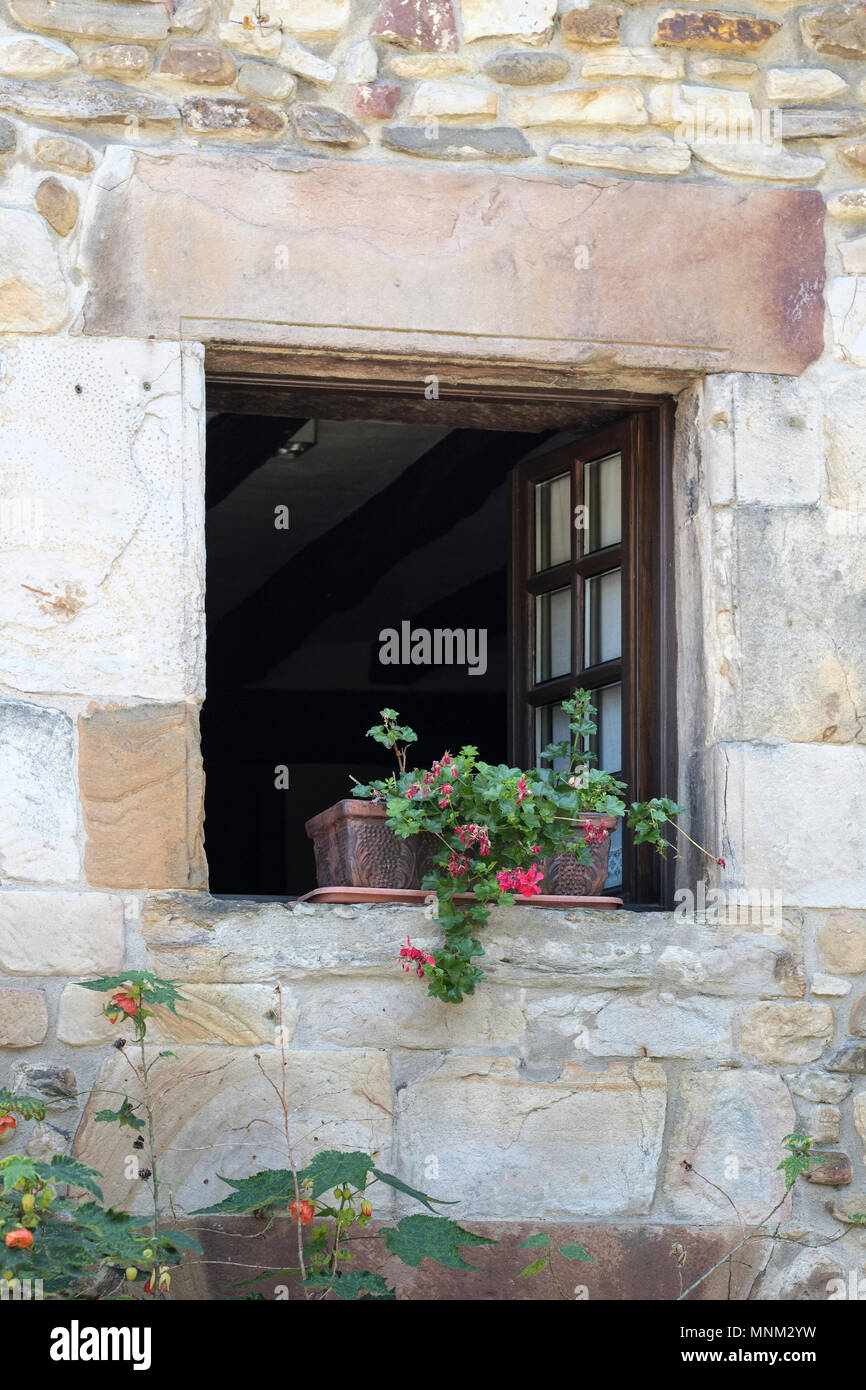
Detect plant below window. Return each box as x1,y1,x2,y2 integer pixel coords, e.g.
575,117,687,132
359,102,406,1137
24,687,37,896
352,693,723,1003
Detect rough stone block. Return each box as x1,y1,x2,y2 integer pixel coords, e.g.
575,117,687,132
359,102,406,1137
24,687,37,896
34,135,94,173
57,982,283,1046
35,177,78,236
664,1071,795,1222
394,1057,667,1219
0,207,68,332
740,1002,834,1064
74,1048,392,1212
0,702,78,884
0,338,205,702
509,84,647,126
409,81,497,119
819,913,866,975
228,0,349,39
82,45,149,79
461,0,554,47
0,34,78,76
0,989,48,1047
8,0,169,41
79,703,206,890
293,980,525,1050
0,892,123,976
654,9,781,51
371,0,458,51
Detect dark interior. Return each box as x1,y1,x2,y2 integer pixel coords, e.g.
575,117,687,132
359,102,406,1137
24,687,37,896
202,413,552,896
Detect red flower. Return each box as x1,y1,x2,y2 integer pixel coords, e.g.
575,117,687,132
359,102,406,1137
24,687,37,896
398,937,435,977
290,1199,315,1226
516,775,529,806
5,1229,33,1249
110,991,138,1018
497,865,544,898
717,857,726,869
0,1115,16,1136
584,823,609,846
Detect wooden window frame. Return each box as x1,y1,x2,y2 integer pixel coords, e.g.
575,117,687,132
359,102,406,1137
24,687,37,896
206,346,678,906
509,413,673,906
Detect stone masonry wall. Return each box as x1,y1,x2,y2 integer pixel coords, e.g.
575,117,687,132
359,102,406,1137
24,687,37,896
0,0,865,1299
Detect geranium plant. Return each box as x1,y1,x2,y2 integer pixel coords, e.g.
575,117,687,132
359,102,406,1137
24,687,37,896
353,691,722,1003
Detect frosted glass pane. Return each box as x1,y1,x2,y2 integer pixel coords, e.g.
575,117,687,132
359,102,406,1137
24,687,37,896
536,587,571,682
535,473,570,572
584,452,621,554
597,682,622,773
584,568,621,668
535,703,570,773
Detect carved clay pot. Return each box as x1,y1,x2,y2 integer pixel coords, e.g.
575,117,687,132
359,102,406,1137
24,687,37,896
305,800,438,890
539,812,619,897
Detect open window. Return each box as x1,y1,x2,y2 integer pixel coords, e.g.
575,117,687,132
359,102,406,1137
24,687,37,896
202,364,675,906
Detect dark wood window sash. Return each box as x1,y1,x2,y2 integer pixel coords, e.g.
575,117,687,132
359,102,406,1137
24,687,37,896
509,411,673,905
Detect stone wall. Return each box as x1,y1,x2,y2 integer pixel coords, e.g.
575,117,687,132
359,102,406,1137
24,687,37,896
0,0,865,1300
5,894,866,1297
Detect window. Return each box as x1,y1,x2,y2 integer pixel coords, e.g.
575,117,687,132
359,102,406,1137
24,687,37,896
203,357,675,906
509,418,673,903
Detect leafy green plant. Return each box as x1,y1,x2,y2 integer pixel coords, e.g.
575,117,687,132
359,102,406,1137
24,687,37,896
516,1231,594,1298
353,690,721,1003
201,1150,494,1300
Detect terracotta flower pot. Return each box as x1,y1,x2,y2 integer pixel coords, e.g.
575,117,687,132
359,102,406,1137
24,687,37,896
305,800,438,890
539,812,619,897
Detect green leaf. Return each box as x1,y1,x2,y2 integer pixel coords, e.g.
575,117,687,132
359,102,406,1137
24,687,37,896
303,1269,396,1301
559,1244,595,1262
158,1051,177,1060
371,1168,456,1214
35,1155,104,1201
159,1229,203,1253
381,1214,496,1270
0,1154,37,1192
519,1257,549,1278
72,1204,157,1264
0,1089,46,1122
95,1097,145,1132
516,1233,552,1249
298,1150,375,1200
190,1168,296,1216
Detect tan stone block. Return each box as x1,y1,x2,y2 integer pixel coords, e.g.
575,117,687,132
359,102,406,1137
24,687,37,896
57,981,284,1046
158,41,236,85
77,147,826,376
409,81,497,120
74,1047,392,1212
796,1102,841,1144
819,912,866,975
462,0,555,47
561,5,622,45
0,988,48,1046
764,67,847,104
0,892,124,976
664,1071,795,1222
740,1001,834,1064
79,704,206,890
509,84,647,127
228,0,349,40
390,54,469,78
394,1057,666,1219
35,177,78,236
82,44,149,79
582,46,684,79
294,980,524,1050
854,1091,866,1155
34,135,94,174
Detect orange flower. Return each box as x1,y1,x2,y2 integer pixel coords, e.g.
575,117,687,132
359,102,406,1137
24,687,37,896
5,1229,33,1249
110,991,138,1018
0,1115,16,1135
290,1199,315,1226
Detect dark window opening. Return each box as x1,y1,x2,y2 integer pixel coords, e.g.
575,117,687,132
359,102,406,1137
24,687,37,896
202,389,674,906
203,416,549,896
